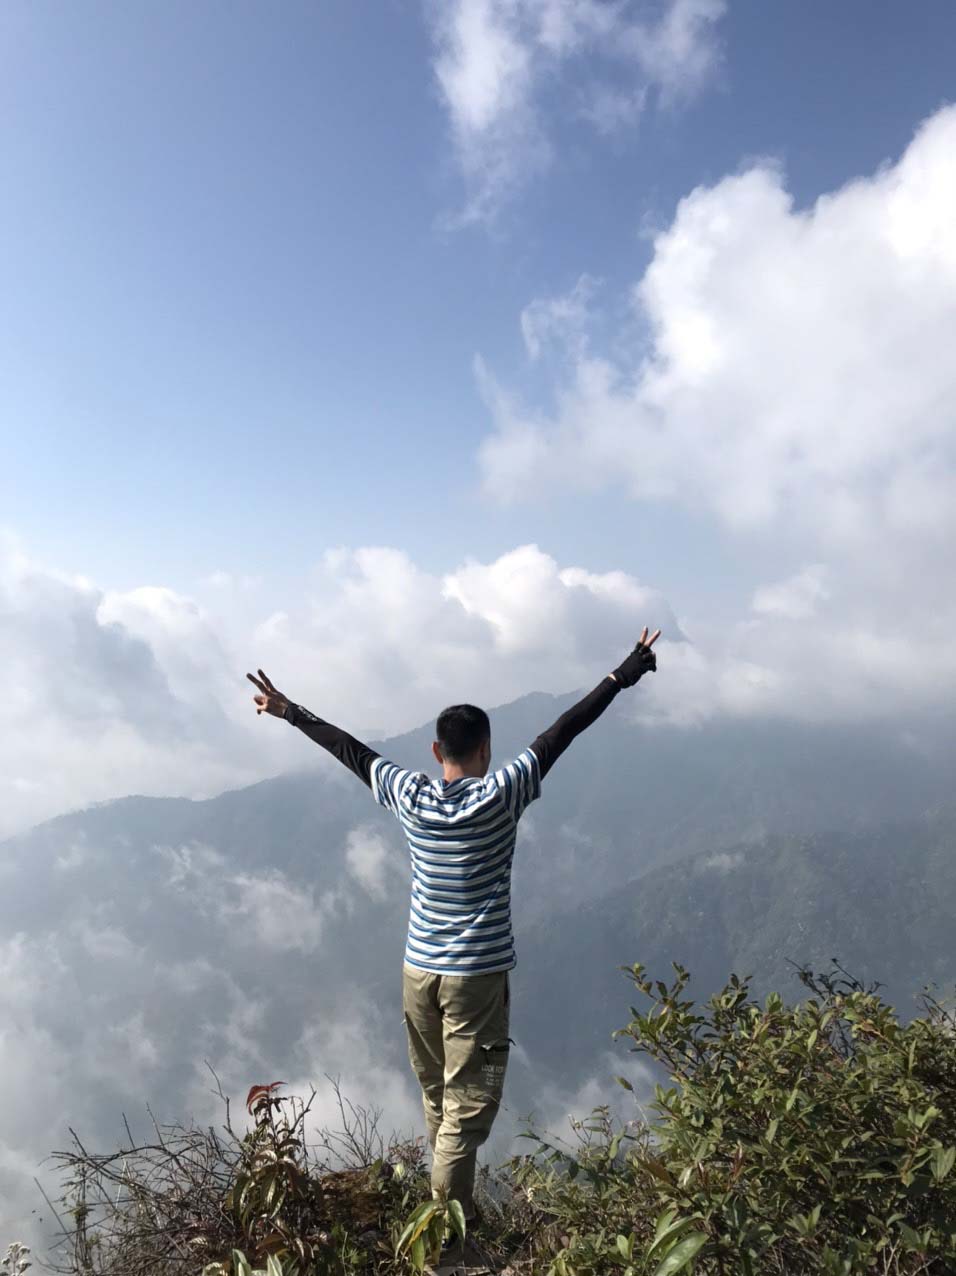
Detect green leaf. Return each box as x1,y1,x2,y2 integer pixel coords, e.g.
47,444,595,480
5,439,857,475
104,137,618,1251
409,1235,425,1274
647,1217,701,1260
616,1234,634,1260
446,1200,467,1243
616,1076,634,1091
898,1223,923,1252
651,1232,708,1276
397,1201,443,1255
652,1209,678,1241
266,1258,282,1276
932,1145,956,1182
232,1251,252,1276
642,1157,675,1185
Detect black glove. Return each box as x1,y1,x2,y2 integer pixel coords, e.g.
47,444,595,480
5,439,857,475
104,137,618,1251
611,641,657,688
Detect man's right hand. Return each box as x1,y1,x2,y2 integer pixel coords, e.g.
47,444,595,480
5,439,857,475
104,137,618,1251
246,669,292,718
611,627,661,688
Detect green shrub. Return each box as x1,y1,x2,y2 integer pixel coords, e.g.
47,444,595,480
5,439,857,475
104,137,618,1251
510,965,956,1275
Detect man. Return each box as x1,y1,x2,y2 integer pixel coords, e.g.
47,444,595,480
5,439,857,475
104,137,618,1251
246,628,659,1260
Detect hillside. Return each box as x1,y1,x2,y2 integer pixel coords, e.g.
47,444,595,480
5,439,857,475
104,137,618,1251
519,808,956,1076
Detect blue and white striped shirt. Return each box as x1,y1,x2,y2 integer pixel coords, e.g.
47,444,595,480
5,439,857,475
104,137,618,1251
370,749,542,976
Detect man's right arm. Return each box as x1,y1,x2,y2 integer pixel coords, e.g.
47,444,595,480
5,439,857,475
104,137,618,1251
284,703,380,789
247,668,379,789
529,630,660,779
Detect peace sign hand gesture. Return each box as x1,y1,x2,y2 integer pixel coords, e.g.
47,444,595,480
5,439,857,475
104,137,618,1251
611,626,661,688
246,669,292,719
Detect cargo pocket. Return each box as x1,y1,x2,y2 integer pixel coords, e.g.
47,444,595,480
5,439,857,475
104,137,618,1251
478,1038,513,1103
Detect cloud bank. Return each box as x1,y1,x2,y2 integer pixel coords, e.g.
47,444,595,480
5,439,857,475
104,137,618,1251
478,106,956,725
0,536,672,838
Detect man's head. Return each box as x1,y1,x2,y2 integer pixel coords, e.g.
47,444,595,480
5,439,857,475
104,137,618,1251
432,704,491,777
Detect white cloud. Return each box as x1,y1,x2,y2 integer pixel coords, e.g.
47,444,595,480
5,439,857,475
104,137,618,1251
481,108,956,530
287,1007,423,1146
478,107,956,725
254,542,676,736
752,566,830,621
521,273,599,360
627,0,726,97
107,1011,161,1072
427,0,726,222
505,1049,654,1152
703,851,744,873
0,535,673,838
345,826,398,901
0,536,270,838
224,872,335,953
176,857,340,956
579,83,647,135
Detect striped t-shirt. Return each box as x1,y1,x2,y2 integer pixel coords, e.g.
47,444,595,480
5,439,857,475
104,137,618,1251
370,749,542,976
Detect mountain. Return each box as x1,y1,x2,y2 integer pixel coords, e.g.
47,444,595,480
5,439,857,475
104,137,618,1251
1,690,953,1246
520,808,956,1077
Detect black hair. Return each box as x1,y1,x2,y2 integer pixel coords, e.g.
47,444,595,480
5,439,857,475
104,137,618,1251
435,704,490,763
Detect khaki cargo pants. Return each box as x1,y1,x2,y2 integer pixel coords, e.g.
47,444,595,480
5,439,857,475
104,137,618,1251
402,965,511,1221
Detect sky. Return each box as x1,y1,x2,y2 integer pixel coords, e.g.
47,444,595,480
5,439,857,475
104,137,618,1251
2,0,956,836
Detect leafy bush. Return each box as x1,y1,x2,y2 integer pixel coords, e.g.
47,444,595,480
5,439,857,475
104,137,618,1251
510,964,956,1275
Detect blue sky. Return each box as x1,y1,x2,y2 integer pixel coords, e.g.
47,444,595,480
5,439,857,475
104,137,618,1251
2,0,956,834
3,0,954,592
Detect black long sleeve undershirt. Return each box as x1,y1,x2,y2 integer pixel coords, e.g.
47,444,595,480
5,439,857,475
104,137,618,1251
290,676,620,790
287,704,379,788
529,675,620,780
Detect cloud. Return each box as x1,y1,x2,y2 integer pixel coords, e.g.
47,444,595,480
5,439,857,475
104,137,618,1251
0,534,672,838
345,826,398,901
427,0,726,223
752,566,829,621
156,844,339,953
521,273,599,360
502,1048,655,1152
0,844,417,1249
286,1007,423,1145
0,534,270,839
222,873,337,953
252,542,677,737
481,108,956,529
703,850,744,873
478,106,956,725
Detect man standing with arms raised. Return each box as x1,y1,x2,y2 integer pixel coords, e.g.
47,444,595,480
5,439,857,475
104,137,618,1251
247,628,660,1268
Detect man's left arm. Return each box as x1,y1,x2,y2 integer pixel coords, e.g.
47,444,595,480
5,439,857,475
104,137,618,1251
529,628,660,780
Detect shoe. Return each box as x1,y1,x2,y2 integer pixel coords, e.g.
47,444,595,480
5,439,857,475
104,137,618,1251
426,1234,496,1276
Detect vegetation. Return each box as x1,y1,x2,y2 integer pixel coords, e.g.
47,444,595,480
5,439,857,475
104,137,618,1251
43,1078,435,1276
511,963,956,1275
2,1244,32,1276
32,964,956,1276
